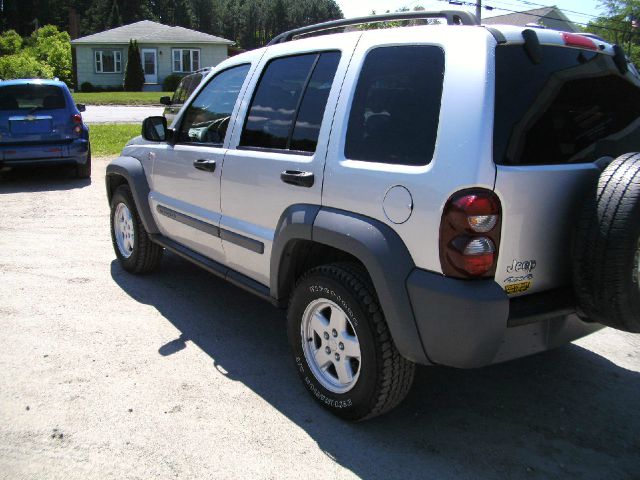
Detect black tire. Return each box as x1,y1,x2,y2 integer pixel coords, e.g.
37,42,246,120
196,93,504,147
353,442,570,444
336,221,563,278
76,146,91,179
573,152,640,333
287,263,415,421
110,184,163,274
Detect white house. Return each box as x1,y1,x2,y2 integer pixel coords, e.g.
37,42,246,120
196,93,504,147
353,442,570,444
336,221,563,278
70,20,234,91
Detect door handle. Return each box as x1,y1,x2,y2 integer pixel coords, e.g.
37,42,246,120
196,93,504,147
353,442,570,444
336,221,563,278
193,159,216,172
280,170,314,188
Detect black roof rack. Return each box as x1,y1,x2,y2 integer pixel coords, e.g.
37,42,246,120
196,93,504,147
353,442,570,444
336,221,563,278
267,10,479,46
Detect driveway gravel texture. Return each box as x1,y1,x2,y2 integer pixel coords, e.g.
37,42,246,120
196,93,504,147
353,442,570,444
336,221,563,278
0,157,639,480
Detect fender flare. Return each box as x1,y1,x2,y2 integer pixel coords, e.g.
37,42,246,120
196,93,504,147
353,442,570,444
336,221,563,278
271,205,430,365
105,156,159,234
270,204,321,303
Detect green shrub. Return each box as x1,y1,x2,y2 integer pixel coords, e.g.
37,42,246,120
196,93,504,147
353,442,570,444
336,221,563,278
81,81,94,92
123,39,145,91
163,73,184,92
0,30,22,55
0,53,55,80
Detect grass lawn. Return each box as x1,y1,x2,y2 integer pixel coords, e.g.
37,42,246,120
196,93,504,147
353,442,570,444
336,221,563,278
73,91,172,106
90,124,141,157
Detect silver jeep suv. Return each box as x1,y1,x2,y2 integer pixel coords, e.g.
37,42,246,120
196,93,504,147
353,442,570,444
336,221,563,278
106,11,640,420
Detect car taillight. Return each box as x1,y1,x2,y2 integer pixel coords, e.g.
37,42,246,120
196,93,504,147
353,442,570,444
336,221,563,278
439,189,502,278
72,114,82,134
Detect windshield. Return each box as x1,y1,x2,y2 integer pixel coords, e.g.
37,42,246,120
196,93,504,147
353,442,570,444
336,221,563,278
494,45,640,165
0,84,66,111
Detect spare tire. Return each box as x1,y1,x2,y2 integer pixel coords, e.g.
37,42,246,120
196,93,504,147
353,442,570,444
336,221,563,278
573,152,640,333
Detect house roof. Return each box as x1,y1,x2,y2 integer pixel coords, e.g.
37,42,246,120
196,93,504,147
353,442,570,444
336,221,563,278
71,20,234,45
482,6,579,32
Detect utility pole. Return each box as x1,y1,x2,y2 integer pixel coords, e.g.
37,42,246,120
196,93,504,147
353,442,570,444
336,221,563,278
476,0,481,23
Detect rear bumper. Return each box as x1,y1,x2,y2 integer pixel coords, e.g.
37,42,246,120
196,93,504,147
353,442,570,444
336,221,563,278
0,139,88,167
406,269,602,368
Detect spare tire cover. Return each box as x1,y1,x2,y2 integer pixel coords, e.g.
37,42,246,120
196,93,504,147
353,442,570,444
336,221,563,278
573,152,640,333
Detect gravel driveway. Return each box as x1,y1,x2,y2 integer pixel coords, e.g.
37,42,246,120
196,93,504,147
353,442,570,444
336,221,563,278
0,158,639,479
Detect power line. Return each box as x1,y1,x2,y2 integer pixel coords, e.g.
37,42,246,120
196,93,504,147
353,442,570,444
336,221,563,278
504,0,604,21
486,0,600,20
437,0,635,35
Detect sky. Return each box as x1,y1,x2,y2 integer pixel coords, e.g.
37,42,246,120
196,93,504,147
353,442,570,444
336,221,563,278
334,0,606,27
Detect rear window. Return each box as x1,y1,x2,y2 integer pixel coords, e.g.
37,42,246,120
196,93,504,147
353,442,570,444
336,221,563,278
494,45,640,165
0,84,66,111
345,45,445,166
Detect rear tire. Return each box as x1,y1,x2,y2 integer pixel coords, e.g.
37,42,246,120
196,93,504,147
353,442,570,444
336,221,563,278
573,152,640,332
110,184,163,274
76,146,91,179
287,263,415,420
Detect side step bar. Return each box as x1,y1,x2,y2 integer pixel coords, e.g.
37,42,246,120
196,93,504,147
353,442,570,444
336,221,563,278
150,234,279,307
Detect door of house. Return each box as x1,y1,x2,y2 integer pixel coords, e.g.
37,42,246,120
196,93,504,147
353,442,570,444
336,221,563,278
141,49,157,84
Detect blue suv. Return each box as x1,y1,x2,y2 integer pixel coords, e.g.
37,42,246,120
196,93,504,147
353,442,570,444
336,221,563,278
0,79,91,178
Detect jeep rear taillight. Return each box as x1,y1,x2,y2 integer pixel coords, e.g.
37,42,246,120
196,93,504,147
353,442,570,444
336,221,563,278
439,189,502,278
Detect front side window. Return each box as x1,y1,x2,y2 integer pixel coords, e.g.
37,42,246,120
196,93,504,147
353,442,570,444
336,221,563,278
240,51,341,153
345,45,445,166
95,50,122,73
173,48,200,73
178,64,250,145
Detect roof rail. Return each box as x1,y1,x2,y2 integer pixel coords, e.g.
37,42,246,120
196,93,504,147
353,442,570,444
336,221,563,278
267,10,479,46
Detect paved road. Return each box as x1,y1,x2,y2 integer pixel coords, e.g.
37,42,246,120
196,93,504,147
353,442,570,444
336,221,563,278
82,105,164,124
0,158,639,479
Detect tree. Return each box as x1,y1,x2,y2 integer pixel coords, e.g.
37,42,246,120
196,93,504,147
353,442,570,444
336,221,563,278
0,29,22,55
30,25,73,85
586,0,640,64
124,39,145,91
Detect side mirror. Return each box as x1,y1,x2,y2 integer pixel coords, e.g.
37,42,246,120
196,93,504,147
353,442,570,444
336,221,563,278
76,103,86,112
160,96,172,106
142,116,168,142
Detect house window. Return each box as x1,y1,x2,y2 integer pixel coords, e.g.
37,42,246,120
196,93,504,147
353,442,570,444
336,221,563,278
95,50,122,73
173,49,200,73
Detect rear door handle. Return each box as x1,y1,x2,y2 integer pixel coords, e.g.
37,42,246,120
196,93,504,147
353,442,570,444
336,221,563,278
280,170,314,188
193,159,216,172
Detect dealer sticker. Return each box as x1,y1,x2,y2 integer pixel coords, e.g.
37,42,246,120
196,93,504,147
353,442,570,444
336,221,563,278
505,281,531,294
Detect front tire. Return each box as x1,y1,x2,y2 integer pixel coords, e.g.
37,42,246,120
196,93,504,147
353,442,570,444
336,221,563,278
287,263,415,420
110,184,163,273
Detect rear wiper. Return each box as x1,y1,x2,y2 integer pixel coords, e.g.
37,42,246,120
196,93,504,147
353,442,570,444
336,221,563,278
27,106,41,114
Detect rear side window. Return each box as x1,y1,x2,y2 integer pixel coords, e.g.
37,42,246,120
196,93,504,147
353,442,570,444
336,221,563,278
177,64,250,145
0,84,66,111
240,51,341,153
345,46,445,166
494,45,640,165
